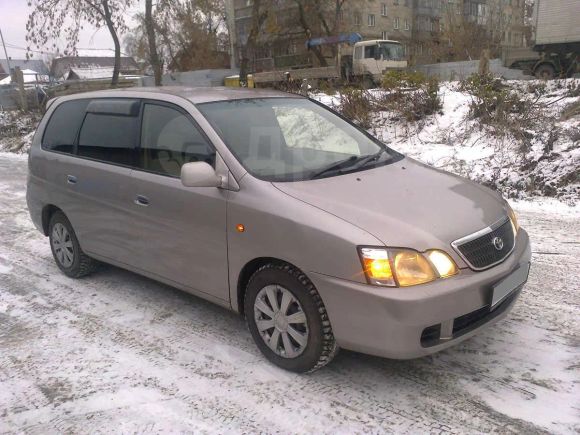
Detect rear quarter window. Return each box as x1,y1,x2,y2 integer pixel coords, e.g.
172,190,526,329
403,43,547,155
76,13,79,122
42,99,90,153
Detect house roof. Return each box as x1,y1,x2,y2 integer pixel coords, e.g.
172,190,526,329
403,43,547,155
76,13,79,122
0,68,50,85
66,66,116,80
0,59,50,76
52,56,140,79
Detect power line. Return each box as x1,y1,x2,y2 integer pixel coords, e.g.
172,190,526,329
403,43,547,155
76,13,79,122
4,43,128,57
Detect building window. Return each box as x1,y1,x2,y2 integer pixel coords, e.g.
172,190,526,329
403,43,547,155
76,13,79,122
404,19,410,30
381,31,388,40
354,12,361,26
394,17,400,29
368,14,376,26
381,3,387,16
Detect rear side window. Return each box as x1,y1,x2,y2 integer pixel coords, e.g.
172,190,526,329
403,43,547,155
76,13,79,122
77,112,139,166
42,99,90,153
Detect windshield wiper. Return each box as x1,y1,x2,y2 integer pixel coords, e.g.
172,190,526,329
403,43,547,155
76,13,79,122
310,148,390,180
310,155,361,180
350,148,390,170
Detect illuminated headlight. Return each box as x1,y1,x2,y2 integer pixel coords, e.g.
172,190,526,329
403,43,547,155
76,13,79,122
359,247,458,287
506,202,519,235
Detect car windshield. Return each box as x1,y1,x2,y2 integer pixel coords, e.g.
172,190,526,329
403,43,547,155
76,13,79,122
197,98,401,182
379,42,404,60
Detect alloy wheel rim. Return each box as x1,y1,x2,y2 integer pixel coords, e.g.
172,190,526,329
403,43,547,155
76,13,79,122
254,285,309,359
52,223,74,268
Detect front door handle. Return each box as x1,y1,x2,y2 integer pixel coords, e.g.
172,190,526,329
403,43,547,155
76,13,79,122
67,175,77,185
134,195,150,206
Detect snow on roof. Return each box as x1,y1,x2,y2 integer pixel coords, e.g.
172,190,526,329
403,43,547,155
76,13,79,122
0,69,50,85
67,66,117,80
53,56,140,79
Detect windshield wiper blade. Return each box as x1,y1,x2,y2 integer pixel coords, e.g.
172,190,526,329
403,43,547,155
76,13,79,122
310,155,360,180
310,149,391,180
351,148,390,169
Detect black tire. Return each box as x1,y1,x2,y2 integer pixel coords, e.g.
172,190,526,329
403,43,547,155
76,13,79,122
244,263,338,373
535,63,556,80
48,211,98,278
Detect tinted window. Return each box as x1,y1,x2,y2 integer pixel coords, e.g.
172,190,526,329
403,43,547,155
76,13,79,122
138,104,215,177
77,113,139,166
42,99,90,153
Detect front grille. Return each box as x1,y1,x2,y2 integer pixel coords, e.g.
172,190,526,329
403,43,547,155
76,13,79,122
453,218,515,270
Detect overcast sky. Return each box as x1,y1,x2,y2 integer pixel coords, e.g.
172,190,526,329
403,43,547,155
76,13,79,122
0,0,142,60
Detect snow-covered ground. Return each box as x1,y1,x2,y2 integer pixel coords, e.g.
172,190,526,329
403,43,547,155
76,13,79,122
0,153,579,433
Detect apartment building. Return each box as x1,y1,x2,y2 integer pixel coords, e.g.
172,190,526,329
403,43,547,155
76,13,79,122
225,0,526,70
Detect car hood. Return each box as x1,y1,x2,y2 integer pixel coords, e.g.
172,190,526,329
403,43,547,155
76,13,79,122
273,157,507,258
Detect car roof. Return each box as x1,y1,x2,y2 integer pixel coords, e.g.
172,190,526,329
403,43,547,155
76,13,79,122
55,86,302,105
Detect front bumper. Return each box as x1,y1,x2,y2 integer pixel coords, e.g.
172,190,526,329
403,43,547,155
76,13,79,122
309,229,531,359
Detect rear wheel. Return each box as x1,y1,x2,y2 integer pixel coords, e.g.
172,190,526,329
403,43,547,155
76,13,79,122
535,63,556,80
48,211,98,278
244,263,338,373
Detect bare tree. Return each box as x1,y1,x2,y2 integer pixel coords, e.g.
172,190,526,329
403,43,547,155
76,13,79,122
430,2,514,62
268,0,347,68
126,0,228,75
239,0,270,86
145,0,162,85
26,0,133,85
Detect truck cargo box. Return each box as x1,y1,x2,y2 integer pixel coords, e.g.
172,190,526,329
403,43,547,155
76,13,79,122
535,0,580,46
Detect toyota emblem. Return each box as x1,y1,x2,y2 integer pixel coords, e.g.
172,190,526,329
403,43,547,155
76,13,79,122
492,237,504,251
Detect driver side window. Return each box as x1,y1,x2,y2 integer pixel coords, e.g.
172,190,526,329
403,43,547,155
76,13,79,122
139,103,215,177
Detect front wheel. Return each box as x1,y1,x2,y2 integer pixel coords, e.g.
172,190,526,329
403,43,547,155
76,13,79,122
244,263,338,373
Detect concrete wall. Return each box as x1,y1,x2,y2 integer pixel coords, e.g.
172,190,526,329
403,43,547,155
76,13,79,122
139,69,239,87
0,86,41,110
412,59,531,81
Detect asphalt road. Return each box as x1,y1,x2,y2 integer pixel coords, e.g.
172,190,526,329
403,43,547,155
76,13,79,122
0,154,578,434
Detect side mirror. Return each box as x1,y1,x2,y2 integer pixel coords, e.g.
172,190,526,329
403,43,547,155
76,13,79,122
181,162,223,188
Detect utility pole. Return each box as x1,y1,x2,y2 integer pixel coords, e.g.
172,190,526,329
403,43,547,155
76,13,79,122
0,26,12,78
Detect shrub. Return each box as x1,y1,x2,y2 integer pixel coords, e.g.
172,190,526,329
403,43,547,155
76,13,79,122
336,88,374,129
379,70,441,121
459,73,526,123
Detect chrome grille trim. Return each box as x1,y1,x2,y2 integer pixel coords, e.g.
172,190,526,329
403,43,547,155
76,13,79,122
451,216,516,271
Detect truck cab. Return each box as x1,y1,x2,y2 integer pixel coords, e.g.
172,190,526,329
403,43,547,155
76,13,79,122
351,40,407,83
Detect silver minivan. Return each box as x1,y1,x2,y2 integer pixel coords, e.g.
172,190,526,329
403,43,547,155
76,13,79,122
27,87,531,372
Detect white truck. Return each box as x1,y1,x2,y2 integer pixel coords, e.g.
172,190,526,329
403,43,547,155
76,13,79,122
252,37,407,88
502,0,579,79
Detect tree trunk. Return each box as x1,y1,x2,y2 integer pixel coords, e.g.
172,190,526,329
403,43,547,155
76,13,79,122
145,0,162,86
102,0,121,86
239,0,267,86
295,1,327,67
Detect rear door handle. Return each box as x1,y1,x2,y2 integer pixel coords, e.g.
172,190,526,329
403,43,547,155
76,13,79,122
67,175,77,185
134,195,150,206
